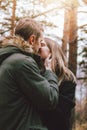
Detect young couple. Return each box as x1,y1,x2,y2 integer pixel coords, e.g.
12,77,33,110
0,17,76,130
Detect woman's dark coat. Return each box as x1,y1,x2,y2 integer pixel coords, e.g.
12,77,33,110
0,45,59,130
41,80,76,130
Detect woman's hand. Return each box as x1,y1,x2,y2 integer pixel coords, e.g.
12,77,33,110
44,54,52,71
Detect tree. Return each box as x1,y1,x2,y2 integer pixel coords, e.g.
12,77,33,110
62,0,79,129
0,0,13,37
62,9,70,56
10,0,16,35
68,0,78,76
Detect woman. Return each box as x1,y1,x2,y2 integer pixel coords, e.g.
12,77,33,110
39,38,76,130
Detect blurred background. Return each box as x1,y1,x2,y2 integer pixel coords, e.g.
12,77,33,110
0,0,87,130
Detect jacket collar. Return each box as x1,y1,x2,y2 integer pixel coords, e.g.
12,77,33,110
0,35,41,64
0,46,42,69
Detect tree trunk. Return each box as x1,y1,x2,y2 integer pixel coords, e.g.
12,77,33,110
62,0,78,129
68,1,78,130
62,9,70,57
11,0,16,35
68,8,77,76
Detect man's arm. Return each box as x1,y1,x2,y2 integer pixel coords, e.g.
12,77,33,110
16,56,59,110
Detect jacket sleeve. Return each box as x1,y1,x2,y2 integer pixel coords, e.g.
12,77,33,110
57,81,76,114
15,56,59,110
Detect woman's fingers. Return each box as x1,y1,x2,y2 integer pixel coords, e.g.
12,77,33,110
44,54,52,70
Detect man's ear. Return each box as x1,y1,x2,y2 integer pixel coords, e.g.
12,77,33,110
28,35,36,45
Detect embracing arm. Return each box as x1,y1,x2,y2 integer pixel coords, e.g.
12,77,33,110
15,56,59,110
58,81,76,113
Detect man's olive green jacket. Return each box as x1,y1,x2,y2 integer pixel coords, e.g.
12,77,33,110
0,46,59,130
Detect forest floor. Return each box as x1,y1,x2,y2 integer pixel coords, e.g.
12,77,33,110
73,122,87,130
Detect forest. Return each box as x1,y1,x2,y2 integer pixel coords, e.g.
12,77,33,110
0,0,87,130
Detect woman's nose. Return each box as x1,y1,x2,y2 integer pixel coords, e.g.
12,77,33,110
41,41,46,47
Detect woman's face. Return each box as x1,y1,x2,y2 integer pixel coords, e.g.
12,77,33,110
38,41,51,60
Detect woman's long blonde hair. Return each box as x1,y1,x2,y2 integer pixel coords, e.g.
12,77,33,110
45,38,76,85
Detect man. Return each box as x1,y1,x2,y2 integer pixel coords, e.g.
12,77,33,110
0,18,59,130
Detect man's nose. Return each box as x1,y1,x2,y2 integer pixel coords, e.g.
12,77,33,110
39,43,41,48
38,48,41,54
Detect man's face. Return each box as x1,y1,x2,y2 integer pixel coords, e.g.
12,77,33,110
33,34,44,54
28,33,44,54
38,41,51,60
34,36,43,54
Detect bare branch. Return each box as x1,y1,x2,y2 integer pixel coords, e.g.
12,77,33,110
32,6,63,18
78,24,87,29
77,77,87,80
78,11,87,13
0,29,10,34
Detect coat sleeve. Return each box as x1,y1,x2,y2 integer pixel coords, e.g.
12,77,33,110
57,81,76,114
15,56,59,110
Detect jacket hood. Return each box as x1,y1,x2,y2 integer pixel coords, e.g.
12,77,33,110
0,35,34,53
0,37,43,71
0,35,35,65
0,46,21,64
